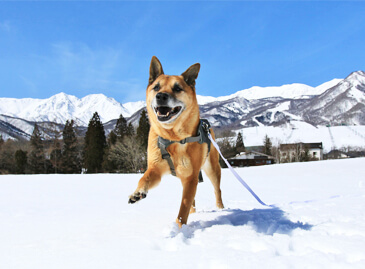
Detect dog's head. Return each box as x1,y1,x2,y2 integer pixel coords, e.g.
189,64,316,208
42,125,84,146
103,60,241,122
146,56,200,130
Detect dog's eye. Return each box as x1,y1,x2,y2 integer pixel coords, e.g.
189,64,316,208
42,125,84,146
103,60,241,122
173,84,183,93
153,83,160,92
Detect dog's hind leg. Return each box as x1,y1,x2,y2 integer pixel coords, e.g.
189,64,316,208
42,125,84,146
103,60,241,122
203,147,224,209
128,168,161,204
176,176,198,228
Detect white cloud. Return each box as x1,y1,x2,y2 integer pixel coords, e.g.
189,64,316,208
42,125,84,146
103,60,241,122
18,41,145,102
46,42,145,101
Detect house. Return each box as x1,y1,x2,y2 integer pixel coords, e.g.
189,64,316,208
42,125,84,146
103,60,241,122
324,150,350,160
227,151,275,167
280,142,323,162
325,149,365,160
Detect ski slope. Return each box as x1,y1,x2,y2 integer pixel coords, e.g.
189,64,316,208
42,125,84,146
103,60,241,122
1,158,365,268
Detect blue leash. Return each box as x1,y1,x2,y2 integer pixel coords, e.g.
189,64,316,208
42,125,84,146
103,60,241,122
208,133,274,208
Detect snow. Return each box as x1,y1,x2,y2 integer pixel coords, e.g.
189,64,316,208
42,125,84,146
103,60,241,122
1,158,365,268
239,125,365,152
198,78,342,103
0,93,131,125
267,101,291,113
122,100,146,114
0,115,34,136
314,78,342,93
233,84,315,100
1,76,343,126
196,95,219,105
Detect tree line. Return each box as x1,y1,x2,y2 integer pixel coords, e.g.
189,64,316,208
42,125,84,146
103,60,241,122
0,110,150,174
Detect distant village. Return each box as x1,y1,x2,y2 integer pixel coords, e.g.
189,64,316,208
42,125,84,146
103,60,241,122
219,132,365,168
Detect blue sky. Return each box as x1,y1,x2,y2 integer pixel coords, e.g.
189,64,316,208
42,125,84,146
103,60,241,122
0,1,364,103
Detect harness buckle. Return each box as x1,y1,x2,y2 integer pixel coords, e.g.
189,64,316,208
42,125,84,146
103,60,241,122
161,153,170,159
201,120,210,133
180,138,187,144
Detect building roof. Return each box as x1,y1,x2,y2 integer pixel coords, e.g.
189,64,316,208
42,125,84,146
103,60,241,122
228,151,275,160
280,142,323,150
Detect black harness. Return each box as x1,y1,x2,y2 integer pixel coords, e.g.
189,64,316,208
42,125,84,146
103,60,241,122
157,119,211,180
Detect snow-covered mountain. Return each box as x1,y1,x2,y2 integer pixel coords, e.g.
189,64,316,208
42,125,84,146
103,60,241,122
197,78,342,103
299,71,365,126
0,92,143,127
199,71,365,129
1,71,364,142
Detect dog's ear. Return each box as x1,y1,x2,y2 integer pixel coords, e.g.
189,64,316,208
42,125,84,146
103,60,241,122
181,63,200,88
149,56,164,85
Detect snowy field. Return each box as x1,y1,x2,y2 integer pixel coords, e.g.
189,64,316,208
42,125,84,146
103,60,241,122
240,125,365,152
1,158,365,269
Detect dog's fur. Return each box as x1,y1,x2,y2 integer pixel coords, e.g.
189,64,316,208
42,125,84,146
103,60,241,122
128,56,224,228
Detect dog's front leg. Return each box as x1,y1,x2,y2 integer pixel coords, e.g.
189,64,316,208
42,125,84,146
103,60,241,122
176,176,198,228
128,168,161,204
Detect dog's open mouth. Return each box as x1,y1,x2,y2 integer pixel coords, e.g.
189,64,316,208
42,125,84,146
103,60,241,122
154,106,182,122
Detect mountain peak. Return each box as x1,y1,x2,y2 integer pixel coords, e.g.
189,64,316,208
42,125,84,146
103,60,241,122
344,70,365,81
1,70,364,136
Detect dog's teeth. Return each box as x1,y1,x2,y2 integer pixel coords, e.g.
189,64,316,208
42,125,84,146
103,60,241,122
166,112,170,117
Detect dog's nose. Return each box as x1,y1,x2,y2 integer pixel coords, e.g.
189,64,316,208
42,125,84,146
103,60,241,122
156,92,169,105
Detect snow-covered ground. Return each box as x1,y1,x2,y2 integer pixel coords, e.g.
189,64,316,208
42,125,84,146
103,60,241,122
239,124,365,152
1,158,365,268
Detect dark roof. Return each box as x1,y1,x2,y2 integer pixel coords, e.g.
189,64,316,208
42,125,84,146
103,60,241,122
347,151,365,158
325,150,349,157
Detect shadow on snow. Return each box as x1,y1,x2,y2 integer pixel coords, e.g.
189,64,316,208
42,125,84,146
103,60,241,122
178,207,312,238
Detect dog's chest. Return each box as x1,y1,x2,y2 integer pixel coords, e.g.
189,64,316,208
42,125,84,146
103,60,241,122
169,143,206,177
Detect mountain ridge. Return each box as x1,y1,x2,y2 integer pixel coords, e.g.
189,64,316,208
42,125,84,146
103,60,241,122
1,71,364,141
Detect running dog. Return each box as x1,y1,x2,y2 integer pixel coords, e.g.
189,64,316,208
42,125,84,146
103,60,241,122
128,56,224,228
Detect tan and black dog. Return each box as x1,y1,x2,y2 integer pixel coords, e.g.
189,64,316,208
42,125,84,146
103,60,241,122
128,56,224,228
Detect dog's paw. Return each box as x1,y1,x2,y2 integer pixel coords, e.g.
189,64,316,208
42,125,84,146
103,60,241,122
128,191,147,204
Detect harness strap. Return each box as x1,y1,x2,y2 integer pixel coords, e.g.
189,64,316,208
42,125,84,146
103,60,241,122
157,119,211,177
158,137,177,176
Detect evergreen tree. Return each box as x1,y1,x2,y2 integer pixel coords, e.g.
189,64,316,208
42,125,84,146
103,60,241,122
0,134,4,149
107,130,118,147
217,136,236,168
114,114,129,142
0,140,17,174
136,110,150,150
15,149,28,174
127,122,135,137
28,124,45,174
61,120,81,173
103,115,132,173
263,134,272,156
83,112,107,173
47,122,62,173
50,147,62,173
235,132,245,154
104,121,135,173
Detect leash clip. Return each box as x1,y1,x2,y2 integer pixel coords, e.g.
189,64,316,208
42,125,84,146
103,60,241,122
201,120,210,133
